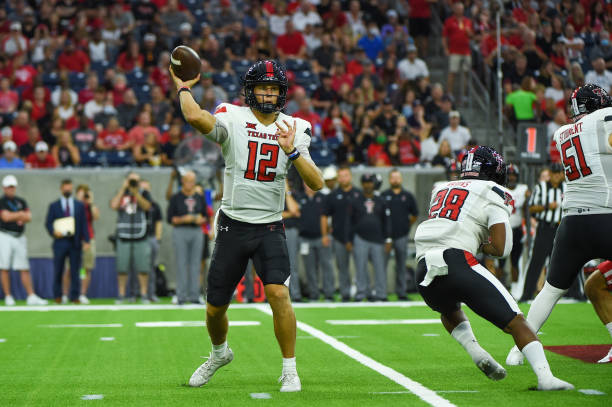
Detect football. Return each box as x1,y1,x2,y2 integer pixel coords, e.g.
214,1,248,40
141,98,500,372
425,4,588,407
170,45,202,81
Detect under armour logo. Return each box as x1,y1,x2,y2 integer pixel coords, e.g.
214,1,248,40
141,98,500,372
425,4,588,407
218,225,229,232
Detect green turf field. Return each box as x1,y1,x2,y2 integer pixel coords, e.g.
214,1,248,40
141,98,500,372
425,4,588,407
0,300,610,406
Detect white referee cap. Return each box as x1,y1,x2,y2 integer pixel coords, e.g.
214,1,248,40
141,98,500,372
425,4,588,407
2,175,18,188
322,166,338,180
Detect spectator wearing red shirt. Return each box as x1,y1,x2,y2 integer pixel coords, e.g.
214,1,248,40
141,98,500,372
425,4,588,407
11,111,30,147
276,20,306,60
442,2,473,101
330,61,354,93
292,98,322,131
78,74,99,105
322,1,348,31
409,0,433,58
28,86,50,123
367,137,392,166
322,104,353,140
128,111,161,147
11,54,37,92
0,77,19,123
25,141,57,168
57,40,90,73
96,117,131,151
116,41,144,73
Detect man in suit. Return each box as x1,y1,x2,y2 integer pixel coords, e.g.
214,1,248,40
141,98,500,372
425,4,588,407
45,179,90,304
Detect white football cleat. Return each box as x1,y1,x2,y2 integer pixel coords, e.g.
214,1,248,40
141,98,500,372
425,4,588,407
4,295,16,306
188,348,234,387
476,356,507,381
506,345,524,365
61,295,68,304
597,347,612,364
537,376,574,391
79,295,90,305
279,372,301,392
26,294,48,305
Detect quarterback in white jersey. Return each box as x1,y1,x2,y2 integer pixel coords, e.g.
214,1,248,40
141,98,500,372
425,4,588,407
507,84,612,366
171,60,323,392
415,146,572,390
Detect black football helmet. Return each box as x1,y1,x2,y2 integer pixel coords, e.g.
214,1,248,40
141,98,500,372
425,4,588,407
243,60,288,113
506,163,519,188
460,146,507,186
568,83,612,121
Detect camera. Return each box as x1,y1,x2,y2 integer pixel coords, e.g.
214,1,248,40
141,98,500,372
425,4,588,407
128,179,138,188
84,193,90,200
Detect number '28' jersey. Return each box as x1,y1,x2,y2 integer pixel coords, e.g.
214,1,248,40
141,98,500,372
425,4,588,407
553,106,612,215
415,179,513,262
213,103,313,224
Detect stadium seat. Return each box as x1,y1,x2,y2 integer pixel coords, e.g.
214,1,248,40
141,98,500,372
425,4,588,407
309,146,335,166
231,59,252,78
90,61,111,81
68,72,86,92
125,69,148,86
134,84,151,104
213,72,240,98
79,151,102,167
42,72,60,88
103,150,134,167
285,58,311,72
193,9,208,26
294,70,319,95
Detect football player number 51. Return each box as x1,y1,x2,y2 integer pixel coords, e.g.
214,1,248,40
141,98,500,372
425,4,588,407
428,188,469,221
561,136,592,181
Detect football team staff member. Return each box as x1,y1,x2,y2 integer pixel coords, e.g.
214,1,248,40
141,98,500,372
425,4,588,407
167,170,208,304
0,175,47,306
416,146,572,390
321,165,360,302
506,84,612,366
172,59,323,392
381,169,419,300
282,183,302,302
296,183,334,301
348,173,392,302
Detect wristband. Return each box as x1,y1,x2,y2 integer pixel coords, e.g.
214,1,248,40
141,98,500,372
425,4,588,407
178,87,191,96
287,148,300,161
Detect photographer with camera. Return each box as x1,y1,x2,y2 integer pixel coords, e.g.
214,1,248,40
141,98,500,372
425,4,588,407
110,172,152,304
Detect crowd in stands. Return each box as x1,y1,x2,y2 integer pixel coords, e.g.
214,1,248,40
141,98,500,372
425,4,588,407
2,0,607,171
0,0,482,172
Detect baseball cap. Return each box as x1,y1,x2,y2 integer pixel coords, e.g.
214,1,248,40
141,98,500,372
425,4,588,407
361,173,376,183
407,44,418,53
550,162,565,173
449,110,460,118
144,33,156,42
386,10,398,19
2,175,17,188
322,166,337,180
1,126,12,138
2,140,17,152
10,22,21,31
35,141,49,152
180,22,192,32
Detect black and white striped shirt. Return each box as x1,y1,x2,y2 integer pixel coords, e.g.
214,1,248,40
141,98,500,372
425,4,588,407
529,181,566,225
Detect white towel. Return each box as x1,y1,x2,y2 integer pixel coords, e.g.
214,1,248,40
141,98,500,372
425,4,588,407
420,249,448,287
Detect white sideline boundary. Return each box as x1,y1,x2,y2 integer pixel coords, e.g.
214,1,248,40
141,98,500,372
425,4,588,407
256,305,455,407
0,298,583,312
326,319,441,325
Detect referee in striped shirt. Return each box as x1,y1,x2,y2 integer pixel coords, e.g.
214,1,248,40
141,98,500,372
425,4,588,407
520,163,566,302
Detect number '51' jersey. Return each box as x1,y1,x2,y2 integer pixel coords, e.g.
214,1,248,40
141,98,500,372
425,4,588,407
415,179,513,262
553,106,612,215
214,103,314,224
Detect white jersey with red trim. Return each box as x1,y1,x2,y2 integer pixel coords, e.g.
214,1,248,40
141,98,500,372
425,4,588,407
553,106,612,215
213,103,313,224
415,179,513,261
507,183,528,228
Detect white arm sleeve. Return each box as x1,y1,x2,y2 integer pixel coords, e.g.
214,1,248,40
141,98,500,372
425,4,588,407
486,203,513,258
202,121,229,144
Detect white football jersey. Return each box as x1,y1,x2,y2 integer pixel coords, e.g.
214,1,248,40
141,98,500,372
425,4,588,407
213,103,313,223
415,179,513,261
553,106,612,215
507,183,528,228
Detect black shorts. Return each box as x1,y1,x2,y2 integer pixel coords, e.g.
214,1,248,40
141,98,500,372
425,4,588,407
547,214,612,290
206,210,290,306
416,248,520,329
409,18,431,37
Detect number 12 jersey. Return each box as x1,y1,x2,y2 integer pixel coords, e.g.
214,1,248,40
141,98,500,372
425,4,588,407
415,179,513,262
553,106,612,215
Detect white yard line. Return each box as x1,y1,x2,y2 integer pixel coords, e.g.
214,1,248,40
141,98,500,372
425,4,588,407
256,305,455,407
326,319,441,325
0,301,428,312
135,321,260,328
38,324,123,328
